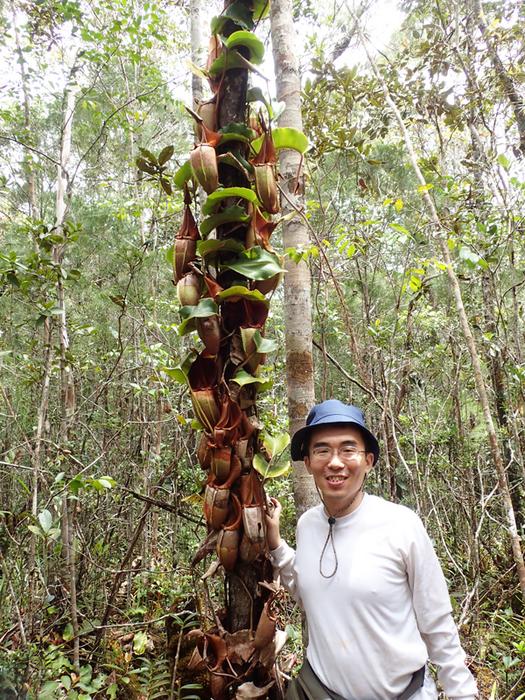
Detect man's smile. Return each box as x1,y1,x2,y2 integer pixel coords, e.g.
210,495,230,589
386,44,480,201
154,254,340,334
326,475,348,484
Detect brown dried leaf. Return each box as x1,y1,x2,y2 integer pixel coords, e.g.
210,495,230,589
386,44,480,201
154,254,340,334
201,558,221,581
235,680,274,699
187,645,206,672
205,632,228,671
258,629,287,671
191,529,218,567
225,629,255,664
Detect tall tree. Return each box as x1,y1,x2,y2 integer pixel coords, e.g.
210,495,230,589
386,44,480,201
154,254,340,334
270,0,317,516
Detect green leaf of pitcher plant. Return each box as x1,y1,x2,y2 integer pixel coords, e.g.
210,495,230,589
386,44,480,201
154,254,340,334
253,452,290,479
173,160,192,189
197,238,245,258
253,330,278,353
251,127,309,155
222,246,285,280
200,206,251,237
178,298,218,335
216,286,268,303
202,187,259,215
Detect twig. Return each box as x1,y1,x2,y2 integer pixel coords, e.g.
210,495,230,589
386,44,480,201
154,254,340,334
312,338,380,407
120,486,202,524
0,552,27,646
0,135,62,167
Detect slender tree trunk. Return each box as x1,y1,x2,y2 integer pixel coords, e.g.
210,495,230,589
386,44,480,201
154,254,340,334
11,0,38,219
53,55,81,670
481,273,524,533
270,0,317,516
28,318,53,635
356,26,525,600
11,0,54,636
190,0,205,106
472,0,525,157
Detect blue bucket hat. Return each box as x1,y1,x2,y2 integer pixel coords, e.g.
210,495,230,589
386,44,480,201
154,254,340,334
290,399,379,464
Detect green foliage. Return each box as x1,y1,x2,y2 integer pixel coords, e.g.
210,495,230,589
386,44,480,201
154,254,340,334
485,609,525,692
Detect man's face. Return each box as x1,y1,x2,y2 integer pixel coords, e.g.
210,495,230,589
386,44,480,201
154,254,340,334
304,424,374,510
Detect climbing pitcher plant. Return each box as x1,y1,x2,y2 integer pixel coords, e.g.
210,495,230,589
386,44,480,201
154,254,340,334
137,1,308,696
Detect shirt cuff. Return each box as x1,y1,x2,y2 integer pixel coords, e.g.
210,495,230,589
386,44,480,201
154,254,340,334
269,540,295,567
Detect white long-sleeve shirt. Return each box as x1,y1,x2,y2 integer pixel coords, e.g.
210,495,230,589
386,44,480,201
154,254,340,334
270,494,478,700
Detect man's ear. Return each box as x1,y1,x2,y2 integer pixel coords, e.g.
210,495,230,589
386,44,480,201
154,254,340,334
365,452,375,473
304,455,312,474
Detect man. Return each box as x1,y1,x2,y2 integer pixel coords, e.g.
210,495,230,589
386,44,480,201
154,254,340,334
266,399,478,700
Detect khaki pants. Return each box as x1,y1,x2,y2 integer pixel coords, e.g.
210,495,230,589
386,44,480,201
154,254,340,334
285,659,428,700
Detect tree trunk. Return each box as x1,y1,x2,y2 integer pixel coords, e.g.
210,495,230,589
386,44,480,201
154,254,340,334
53,55,81,670
270,0,317,516
28,318,53,635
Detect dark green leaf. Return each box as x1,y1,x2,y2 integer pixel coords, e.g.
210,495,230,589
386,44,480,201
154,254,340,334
158,145,175,165
138,147,158,164
211,1,254,33
222,246,285,280
247,87,274,119
202,187,259,215
216,286,267,303
136,157,157,175
179,298,218,335
219,123,255,140
197,239,245,257
160,178,173,195
253,0,270,20
216,152,252,176
247,87,267,104
179,298,218,320
200,206,251,237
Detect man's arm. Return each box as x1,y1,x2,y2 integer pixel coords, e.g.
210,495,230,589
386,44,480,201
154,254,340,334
265,497,300,601
405,512,478,699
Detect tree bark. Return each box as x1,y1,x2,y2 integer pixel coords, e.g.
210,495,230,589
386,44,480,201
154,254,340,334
270,0,317,516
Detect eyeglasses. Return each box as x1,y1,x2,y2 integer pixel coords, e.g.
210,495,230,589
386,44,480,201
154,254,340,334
310,446,367,462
